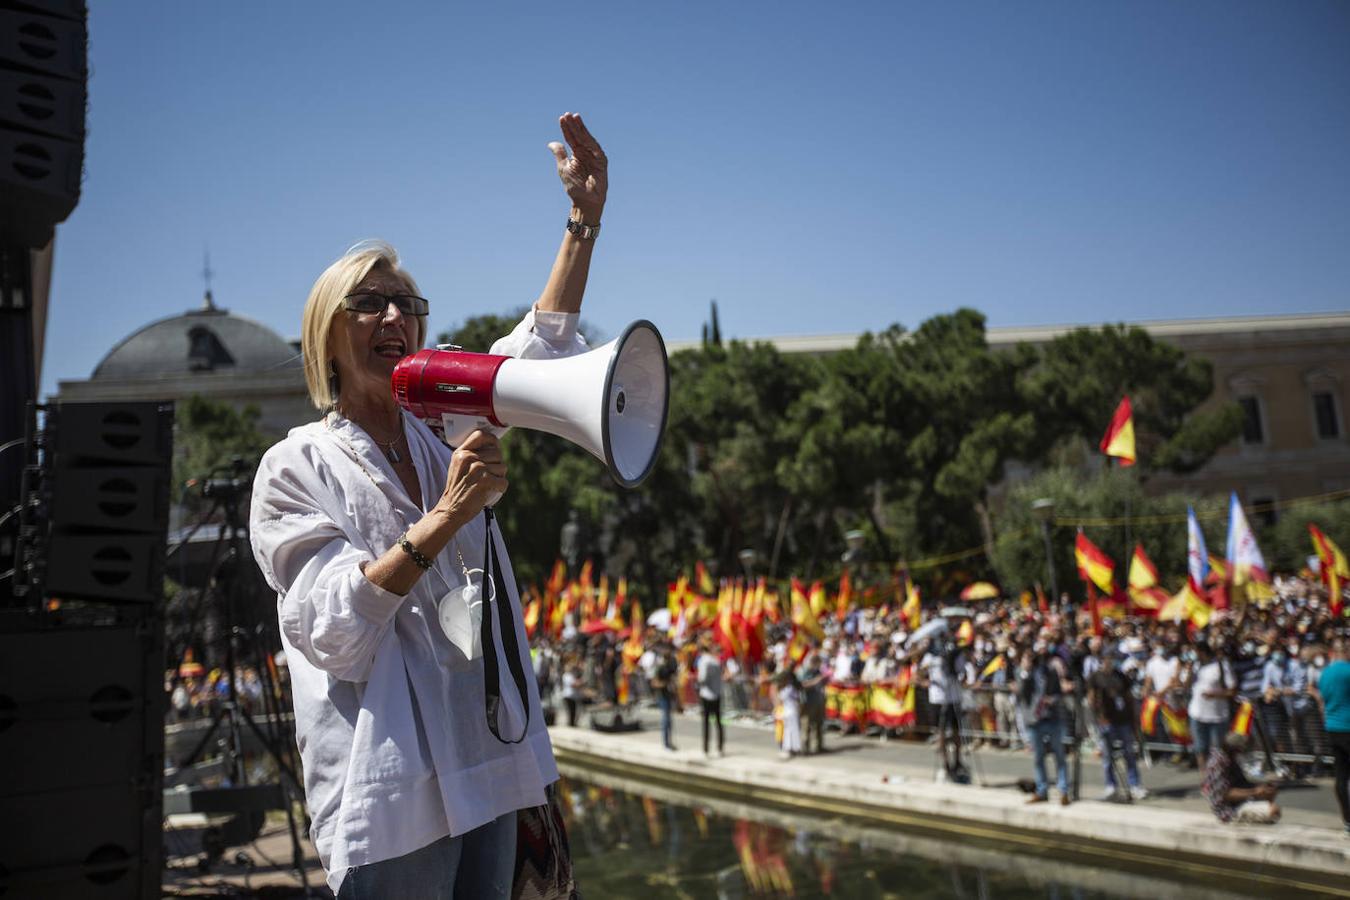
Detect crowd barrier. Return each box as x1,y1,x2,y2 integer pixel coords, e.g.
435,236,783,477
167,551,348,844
606,668,1335,771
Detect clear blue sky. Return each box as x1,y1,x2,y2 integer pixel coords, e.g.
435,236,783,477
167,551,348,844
42,0,1350,396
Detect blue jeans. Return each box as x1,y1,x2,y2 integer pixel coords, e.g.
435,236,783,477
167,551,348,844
658,693,675,748
1193,719,1227,761
1030,718,1069,798
1099,722,1140,789
337,812,516,899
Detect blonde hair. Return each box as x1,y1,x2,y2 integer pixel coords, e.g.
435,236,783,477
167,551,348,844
300,240,426,411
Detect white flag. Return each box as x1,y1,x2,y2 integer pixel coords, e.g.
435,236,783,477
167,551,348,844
1225,492,1268,584
1187,506,1209,589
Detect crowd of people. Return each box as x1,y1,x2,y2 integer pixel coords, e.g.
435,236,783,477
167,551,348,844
534,572,1350,833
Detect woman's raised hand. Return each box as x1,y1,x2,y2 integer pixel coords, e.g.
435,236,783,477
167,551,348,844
439,430,508,526
549,112,607,222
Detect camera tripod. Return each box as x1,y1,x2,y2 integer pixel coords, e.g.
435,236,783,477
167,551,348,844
173,461,314,894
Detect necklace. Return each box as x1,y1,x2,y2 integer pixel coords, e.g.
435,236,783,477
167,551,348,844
324,415,488,658
334,406,405,463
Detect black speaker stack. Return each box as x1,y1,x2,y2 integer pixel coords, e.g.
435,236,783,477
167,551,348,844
1,400,173,899
0,0,87,250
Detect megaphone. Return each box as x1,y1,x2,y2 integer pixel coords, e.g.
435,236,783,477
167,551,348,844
392,319,669,488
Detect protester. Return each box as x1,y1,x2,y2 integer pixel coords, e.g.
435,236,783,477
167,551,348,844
1188,642,1235,768
1314,638,1350,833
1019,639,1073,805
777,669,803,760
797,651,829,755
696,635,726,757
1202,733,1281,824
248,113,606,897
562,657,583,728
651,642,679,751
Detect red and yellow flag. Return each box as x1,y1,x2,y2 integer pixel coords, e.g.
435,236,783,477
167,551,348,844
1127,544,1166,611
694,560,715,597
836,569,853,621
1310,523,1349,615
1074,531,1115,594
791,578,824,640
901,578,921,630
1099,395,1136,466
1230,699,1254,737
808,580,829,621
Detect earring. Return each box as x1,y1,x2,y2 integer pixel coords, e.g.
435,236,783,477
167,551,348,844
328,365,341,408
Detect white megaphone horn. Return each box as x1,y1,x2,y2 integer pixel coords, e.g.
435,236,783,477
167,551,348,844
392,320,670,488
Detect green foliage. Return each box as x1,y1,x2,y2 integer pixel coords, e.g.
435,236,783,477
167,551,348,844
1025,324,1242,473
173,394,271,512
1262,502,1350,574
990,467,1223,598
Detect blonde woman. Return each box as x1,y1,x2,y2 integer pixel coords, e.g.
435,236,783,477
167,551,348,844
249,113,606,898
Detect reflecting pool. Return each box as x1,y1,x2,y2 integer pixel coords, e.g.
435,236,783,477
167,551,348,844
558,772,1264,899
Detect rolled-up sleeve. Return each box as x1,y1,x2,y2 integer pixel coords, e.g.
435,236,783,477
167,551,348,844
489,306,588,360
250,444,403,683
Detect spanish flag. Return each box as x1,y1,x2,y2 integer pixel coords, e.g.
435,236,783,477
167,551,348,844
1139,695,1160,735
1075,531,1116,594
981,655,1006,679
902,578,921,630
1230,699,1254,737
1099,396,1136,466
836,569,853,621
695,559,715,597
1310,524,1349,615
1127,544,1166,610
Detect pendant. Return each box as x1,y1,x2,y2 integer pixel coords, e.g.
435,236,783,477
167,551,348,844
439,568,494,660
386,445,401,464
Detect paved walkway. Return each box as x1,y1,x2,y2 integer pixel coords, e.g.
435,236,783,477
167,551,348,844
576,703,1344,828
549,703,1350,896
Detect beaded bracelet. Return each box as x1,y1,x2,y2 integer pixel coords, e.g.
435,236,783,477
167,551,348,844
397,532,433,570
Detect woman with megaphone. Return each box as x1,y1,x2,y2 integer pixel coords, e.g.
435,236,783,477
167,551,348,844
249,112,606,899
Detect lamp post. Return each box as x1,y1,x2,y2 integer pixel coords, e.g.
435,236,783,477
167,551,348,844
738,548,758,581
1031,498,1059,613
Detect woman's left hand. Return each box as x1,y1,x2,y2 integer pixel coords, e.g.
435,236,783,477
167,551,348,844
549,112,607,222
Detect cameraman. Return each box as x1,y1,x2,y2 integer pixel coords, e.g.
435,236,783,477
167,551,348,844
920,633,971,781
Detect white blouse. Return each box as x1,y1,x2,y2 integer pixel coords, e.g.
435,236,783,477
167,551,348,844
249,308,587,895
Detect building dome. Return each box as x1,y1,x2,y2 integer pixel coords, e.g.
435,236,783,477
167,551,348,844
92,293,300,380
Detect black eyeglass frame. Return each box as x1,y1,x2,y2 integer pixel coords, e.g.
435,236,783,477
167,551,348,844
343,291,431,317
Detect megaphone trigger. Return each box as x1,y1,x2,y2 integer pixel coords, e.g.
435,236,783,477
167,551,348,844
440,414,506,449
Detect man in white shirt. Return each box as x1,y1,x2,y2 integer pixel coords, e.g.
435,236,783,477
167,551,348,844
920,639,967,779
1188,642,1235,767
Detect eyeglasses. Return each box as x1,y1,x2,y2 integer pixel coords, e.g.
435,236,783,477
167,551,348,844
343,292,430,317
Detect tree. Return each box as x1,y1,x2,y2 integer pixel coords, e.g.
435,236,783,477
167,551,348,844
1024,324,1243,474
173,394,272,515
990,466,1224,599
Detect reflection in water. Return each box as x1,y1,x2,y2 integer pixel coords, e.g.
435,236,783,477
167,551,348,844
556,775,1258,900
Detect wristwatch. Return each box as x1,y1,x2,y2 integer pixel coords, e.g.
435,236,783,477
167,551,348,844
565,216,601,240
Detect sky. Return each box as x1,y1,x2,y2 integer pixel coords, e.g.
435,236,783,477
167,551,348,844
41,0,1350,397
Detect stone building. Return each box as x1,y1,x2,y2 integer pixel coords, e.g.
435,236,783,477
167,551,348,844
57,290,312,436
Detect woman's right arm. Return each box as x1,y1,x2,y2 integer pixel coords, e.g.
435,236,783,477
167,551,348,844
359,429,507,595
250,431,506,682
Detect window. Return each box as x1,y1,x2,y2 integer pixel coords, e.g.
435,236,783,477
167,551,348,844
1238,396,1264,444
1313,391,1340,439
